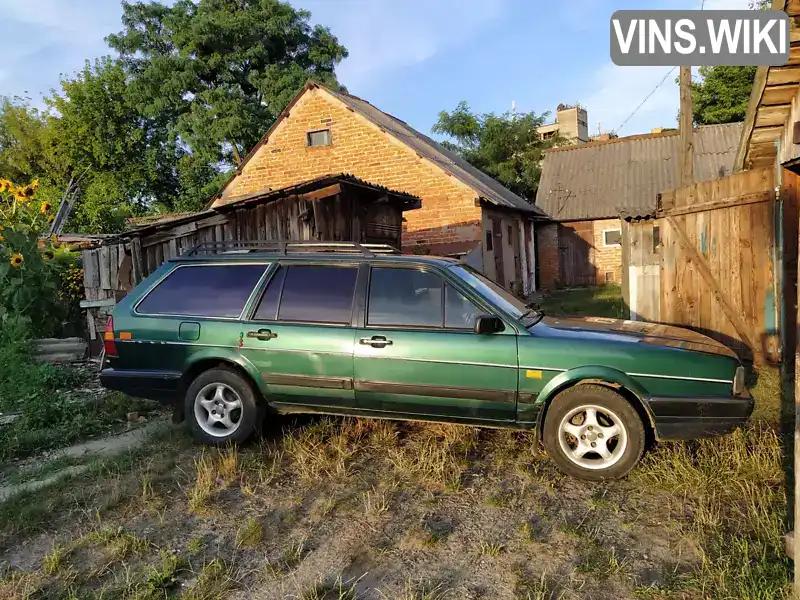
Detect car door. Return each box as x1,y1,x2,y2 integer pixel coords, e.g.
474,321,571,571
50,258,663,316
353,264,518,424
239,262,359,409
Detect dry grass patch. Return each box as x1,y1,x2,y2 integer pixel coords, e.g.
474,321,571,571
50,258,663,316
183,559,237,600
387,424,477,491
635,419,789,598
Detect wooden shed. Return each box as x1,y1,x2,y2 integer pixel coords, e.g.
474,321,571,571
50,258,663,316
81,174,420,353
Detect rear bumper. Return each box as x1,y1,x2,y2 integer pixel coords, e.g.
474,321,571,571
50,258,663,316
100,368,182,404
646,391,754,440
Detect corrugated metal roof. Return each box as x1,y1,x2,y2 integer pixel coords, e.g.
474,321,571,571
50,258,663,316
535,123,743,221
324,87,545,215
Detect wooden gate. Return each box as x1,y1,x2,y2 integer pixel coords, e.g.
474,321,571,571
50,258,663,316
657,167,778,363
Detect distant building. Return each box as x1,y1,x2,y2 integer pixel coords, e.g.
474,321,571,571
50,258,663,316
538,104,589,144
535,123,743,289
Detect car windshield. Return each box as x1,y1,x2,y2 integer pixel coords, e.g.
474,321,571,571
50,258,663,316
447,264,530,320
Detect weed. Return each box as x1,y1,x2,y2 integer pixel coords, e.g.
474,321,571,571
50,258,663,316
134,550,185,599
515,570,564,600
381,580,449,600
82,525,149,561
266,538,308,577
362,485,392,517
575,542,628,580
298,575,359,600
183,559,236,600
42,543,70,575
388,425,476,491
478,541,503,557
187,536,205,555
283,418,363,480
188,454,217,514
236,517,263,548
0,570,43,600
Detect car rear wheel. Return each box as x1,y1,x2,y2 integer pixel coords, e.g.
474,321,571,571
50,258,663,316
185,367,263,446
542,384,645,481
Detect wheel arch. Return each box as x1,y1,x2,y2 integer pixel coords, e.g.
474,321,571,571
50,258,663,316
176,350,269,422
535,367,657,443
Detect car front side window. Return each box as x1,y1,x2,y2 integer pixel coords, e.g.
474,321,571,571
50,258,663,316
367,267,482,330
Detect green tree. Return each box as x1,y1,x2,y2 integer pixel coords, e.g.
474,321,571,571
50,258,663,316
107,0,348,181
689,0,766,125
44,58,181,232
0,98,56,186
432,102,562,200
691,65,756,125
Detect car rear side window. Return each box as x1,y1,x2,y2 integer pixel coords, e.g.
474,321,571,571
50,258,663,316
277,265,358,324
368,267,443,327
137,265,266,318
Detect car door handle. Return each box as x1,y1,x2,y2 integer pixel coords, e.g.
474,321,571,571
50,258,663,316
246,329,278,341
360,336,393,348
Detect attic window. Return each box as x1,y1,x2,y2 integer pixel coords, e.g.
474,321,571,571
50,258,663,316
306,129,331,147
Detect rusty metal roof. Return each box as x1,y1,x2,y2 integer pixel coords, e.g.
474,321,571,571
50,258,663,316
536,122,743,222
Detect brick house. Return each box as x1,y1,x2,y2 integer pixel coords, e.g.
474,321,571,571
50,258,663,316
535,123,743,288
209,81,547,293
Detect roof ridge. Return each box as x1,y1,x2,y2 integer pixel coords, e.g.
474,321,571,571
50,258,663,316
545,121,744,154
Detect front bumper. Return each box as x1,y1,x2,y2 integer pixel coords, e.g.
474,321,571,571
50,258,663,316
646,390,754,440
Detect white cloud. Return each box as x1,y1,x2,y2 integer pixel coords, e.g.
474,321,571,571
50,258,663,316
298,0,508,87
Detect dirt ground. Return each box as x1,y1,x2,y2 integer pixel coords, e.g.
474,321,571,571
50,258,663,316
0,397,787,600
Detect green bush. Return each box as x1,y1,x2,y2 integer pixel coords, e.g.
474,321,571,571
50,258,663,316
0,315,160,462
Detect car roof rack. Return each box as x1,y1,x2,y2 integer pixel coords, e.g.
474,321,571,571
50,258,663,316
183,240,401,258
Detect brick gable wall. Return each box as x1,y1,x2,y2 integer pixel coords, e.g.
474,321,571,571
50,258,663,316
217,88,482,250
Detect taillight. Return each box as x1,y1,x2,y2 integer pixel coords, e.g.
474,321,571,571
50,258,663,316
104,316,118,357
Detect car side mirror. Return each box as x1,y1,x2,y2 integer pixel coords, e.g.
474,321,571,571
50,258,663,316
474,315,504,335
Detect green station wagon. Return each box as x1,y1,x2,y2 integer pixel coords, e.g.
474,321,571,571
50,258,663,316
101,241,752,480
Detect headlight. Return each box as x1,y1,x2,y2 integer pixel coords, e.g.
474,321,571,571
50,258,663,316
733,366,745,395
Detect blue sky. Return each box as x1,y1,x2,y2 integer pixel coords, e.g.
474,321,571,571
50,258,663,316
0,0,751,139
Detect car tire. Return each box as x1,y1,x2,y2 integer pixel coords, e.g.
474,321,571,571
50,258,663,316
184,366,264,446
542,384,646,481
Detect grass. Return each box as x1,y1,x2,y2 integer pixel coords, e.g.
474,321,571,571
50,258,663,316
183,559,237,600
235,516,263,547
536,284,627,318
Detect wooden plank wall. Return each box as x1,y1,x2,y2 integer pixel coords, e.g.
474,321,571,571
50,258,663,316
82,192,404,305
659,167,777,362
622,220,660,322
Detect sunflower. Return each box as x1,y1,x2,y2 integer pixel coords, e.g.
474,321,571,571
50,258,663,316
0,180,11,194
10,253,23,268
40,201,51,214
22,185,35,198
12,188,28,203
42,250,54,260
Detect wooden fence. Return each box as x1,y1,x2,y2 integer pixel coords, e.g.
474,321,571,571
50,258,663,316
622,167,781,363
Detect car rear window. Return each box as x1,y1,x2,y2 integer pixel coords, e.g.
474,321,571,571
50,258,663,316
276,265,358,324
137,264,266,318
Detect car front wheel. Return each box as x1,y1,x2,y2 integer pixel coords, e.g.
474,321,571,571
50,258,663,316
542,384,645,481
185,366,263,446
